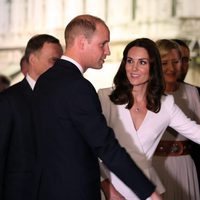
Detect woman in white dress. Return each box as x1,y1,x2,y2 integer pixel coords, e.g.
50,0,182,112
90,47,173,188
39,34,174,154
98,38,200,200
152,39,200,200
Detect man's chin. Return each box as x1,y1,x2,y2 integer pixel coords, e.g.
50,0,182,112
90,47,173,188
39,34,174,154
98,65,103,69
91,65,103,70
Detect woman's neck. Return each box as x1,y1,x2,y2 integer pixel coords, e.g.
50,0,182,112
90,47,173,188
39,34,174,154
165,82,179,93
132,86,147,104
131,87,147,114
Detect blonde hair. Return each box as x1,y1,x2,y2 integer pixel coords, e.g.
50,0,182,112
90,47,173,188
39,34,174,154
156,39,182,59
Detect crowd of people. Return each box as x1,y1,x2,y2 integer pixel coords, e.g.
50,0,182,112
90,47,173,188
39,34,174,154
0,14,199,200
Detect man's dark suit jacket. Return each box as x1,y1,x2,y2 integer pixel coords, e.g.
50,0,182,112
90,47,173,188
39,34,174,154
32,59,155,200
197,86,200,95
0,79,36,200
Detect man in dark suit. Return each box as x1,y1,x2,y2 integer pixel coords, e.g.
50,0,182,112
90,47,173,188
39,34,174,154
0,34,63,200
32,15,161,200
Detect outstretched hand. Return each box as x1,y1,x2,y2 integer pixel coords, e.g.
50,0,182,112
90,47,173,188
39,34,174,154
101,179,126,200
150,191,163,200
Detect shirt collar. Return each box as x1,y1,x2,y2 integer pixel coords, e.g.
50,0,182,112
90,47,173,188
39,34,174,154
26,74,36,90
61,55,84,74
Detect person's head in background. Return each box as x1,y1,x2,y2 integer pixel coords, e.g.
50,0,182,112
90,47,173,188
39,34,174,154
24,34,63,81
0,74,11,92
172,39,190,82
20,55,28,76
156,39,182,92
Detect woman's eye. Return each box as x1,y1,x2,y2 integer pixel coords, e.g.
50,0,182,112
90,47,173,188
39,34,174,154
126,58,133,64
139,60,147,65
172,60,179,64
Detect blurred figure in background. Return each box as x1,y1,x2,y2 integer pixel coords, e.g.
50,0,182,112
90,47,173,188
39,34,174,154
0,74,10,92
153,39,200,200
172,39,191,82
0,34,63,200
173,38,200,193
20,55,28,76
173,39,200,94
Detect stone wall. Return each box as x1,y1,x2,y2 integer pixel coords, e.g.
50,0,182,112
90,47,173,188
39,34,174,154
0,0,200,87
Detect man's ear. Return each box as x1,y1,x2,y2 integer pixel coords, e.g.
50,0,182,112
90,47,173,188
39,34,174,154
29,53,36,65
78,35,87,50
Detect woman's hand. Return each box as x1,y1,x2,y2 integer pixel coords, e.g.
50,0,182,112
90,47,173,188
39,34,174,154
150,191,163,200
101,179,126,200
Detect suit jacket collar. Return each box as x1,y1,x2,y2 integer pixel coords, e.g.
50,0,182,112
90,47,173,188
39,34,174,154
55,59,83,76
20,78,33,93
61,55,84,74
26,74,36,90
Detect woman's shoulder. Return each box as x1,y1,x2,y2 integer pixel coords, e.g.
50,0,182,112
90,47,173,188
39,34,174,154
161,94,175,110
180,82,198,93
179,82,199,100
161,94,174,103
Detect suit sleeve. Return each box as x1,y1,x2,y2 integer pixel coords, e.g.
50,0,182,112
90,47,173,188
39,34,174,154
65,80,155,200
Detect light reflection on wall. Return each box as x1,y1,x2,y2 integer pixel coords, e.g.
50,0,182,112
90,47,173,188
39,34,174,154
1,0,200,88
84,62,120,91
